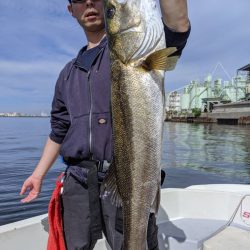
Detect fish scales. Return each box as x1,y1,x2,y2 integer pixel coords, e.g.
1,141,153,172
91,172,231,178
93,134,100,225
103,0,178,249
111,61,163,249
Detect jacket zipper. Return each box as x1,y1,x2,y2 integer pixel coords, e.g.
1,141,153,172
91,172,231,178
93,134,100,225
87,71,93,157
75,47,105,158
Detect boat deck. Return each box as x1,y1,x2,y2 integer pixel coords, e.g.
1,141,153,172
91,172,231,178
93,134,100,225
1,184,250,250
158,218,250,250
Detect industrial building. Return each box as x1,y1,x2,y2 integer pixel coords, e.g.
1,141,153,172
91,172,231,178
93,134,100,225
238,64,250,100
166,63,250,113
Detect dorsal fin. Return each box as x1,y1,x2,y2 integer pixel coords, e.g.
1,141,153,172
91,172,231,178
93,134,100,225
143,47,179,71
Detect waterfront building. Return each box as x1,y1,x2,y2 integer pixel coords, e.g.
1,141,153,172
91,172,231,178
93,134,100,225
211,100,250,125
166,91,181,112
166,63,250,113
180,87,190,111
237,64,250,100
247,85,250,100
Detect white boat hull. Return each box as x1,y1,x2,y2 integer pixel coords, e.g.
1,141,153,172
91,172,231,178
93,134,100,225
1,184,250,250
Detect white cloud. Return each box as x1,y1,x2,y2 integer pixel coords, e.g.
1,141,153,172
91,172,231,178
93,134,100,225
0,60,64,76
0,0,249,112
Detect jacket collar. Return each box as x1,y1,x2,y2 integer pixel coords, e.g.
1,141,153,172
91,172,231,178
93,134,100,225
74,36,108,71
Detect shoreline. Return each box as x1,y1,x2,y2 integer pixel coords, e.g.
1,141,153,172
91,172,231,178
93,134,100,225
165,113,250,125
0,116,50,118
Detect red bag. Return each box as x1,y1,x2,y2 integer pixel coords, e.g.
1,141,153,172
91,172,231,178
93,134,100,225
47,173,66,250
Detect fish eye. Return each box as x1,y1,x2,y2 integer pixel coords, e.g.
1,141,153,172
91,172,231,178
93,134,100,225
107,6,116,19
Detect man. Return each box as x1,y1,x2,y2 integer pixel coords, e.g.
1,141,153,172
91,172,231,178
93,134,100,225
20,0,190,249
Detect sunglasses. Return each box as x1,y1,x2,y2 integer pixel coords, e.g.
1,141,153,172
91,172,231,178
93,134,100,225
71,0,99,3
71,0,86,3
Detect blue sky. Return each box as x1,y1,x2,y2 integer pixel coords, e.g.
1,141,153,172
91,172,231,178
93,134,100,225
0,0,249,114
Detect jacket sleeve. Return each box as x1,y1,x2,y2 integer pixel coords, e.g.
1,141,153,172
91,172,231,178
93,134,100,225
163,22,191,56
49,68,71,144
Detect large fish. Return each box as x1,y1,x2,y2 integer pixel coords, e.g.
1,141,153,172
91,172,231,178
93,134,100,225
102,0,178,249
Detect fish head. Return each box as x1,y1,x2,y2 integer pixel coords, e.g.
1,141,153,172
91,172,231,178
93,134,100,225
104,0,163,64
104,0,141,35
104,0,142,63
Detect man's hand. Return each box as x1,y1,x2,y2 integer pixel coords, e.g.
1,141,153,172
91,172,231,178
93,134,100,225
20,175,43,203
19,137,61,203
160,0,189,32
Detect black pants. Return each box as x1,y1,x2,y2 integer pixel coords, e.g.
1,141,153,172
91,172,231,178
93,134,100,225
61,171,159,250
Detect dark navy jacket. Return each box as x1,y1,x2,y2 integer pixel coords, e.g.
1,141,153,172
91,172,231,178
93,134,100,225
49,25,190,162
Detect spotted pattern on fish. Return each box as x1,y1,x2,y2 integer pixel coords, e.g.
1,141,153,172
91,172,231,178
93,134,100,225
102,0,178,249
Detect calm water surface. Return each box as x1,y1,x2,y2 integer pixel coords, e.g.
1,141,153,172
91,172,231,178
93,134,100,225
0,118,249,225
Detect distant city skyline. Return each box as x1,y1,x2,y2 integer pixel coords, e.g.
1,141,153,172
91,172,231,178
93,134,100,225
0,111,49,117
0,0,249,114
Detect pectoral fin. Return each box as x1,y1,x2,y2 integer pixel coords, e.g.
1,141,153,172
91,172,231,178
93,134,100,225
143,47,179,71
100,163,122,207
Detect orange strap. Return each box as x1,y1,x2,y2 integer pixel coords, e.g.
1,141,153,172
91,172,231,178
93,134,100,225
47,172,66,250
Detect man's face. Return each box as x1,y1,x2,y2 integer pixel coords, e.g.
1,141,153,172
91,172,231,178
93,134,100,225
68,0,105,32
